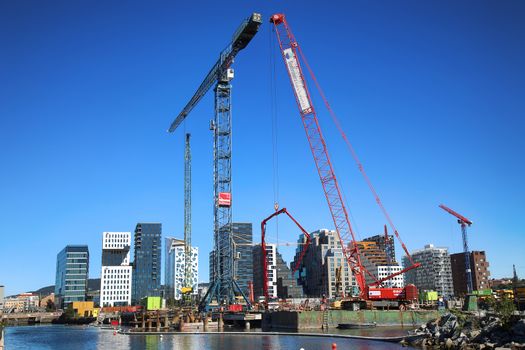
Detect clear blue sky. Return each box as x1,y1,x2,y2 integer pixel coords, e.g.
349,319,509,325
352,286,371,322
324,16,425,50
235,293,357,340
1,1,524,296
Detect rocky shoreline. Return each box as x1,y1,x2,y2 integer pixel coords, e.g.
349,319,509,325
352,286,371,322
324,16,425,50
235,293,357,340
409,312,525,349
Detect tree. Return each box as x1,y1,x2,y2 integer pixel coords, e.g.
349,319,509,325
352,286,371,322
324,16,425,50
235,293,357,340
64,304,75,319
495,295,516,326
45,299,56,312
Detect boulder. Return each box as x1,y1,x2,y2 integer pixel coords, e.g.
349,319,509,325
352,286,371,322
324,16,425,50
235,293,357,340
512,320,525,337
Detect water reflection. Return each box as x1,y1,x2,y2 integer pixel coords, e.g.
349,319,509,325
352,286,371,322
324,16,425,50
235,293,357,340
6,325,410,350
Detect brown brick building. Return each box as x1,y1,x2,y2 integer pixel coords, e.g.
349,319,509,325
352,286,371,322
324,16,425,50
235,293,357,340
450,251,490,296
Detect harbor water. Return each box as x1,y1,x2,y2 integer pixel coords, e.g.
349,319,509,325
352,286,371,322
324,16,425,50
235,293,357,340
5,325,410,349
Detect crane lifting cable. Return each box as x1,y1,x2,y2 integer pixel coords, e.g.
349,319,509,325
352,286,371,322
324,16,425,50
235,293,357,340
295,46,417,267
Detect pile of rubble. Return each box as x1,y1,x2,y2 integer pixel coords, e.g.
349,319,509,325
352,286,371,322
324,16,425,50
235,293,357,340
410,312,525,349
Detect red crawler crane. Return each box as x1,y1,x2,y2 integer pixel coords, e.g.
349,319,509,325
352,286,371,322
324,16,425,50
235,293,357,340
270,13,419,306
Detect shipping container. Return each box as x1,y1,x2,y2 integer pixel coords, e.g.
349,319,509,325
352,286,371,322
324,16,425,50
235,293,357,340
420,290,438,302
143,296,162,311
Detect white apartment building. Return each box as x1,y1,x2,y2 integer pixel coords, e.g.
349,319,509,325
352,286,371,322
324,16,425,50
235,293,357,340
165,237,198,300
261,244,278,298
403,244,454,297
100,232,132,307
371,265,404,288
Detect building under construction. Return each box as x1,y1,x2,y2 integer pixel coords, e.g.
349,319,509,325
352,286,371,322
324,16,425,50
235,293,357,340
356,241,404,288
363,233,396,263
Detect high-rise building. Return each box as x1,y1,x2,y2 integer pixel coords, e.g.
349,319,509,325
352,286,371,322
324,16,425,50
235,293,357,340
55,245,89,308
232,223,253,296
356,241,404,288
100,232,132,307
293,229,355,299
253,244,276,298
252,244,303,300
451,251,491,296
210,222,253,297
132,223,161,303
165,237,198,300
403,244,454,297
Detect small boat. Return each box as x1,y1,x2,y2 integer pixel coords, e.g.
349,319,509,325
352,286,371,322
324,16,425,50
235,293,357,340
337,322,377,329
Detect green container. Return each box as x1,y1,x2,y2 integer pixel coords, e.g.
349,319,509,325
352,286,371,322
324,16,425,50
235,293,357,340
420,291,438,301
464,295,478,311
144,296,162,310
473,289,492,296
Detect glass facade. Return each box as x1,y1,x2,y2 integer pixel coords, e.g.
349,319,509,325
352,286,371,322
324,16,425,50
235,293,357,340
132,223,161,303
54,245,89,308
232,223,253,296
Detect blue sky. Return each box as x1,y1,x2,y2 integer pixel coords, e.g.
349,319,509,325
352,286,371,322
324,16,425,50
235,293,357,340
1,1,524,296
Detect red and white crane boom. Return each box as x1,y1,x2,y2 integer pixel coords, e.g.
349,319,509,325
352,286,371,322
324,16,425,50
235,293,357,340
270,13,367,297
270,13,420,299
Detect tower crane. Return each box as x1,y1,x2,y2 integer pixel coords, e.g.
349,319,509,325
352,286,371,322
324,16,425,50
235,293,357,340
168,13,262,311
269,13,420,305
439,204,474,293
181,133,193,297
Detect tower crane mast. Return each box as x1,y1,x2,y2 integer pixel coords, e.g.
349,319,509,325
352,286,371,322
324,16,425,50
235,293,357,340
439,204,474,293
168,13,262,310
183,133,192,294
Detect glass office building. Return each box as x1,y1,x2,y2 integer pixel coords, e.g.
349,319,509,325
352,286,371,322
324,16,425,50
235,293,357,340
132,223,161,303
232,222,253,296
209,223,253,298
55,245,89,308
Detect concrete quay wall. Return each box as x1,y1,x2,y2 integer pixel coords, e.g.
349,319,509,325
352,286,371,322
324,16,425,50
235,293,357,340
262,310,442,330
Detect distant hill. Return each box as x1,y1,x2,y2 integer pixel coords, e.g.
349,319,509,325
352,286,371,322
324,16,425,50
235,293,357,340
32,278,101,296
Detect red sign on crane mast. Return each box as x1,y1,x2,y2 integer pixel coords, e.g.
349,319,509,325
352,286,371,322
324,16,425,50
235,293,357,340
218,192,231,207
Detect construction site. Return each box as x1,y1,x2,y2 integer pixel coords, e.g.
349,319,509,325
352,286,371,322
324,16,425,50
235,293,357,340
136,11,502,333
2,2,525,349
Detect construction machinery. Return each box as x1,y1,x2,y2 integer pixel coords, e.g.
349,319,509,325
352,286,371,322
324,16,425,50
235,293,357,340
439,204,474,294
269,13,420,309
513,264,525,310
260,208,311,303
183,133,193,297
168,13,262,311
